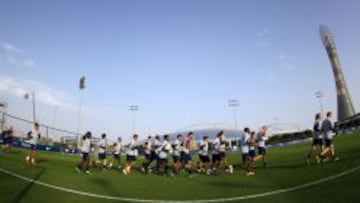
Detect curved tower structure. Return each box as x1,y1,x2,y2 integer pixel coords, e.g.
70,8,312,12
320,25,355,121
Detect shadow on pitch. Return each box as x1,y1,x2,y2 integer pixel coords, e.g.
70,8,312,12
11,167,46,203
89,177,122,196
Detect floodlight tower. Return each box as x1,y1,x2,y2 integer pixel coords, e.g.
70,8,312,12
129,105,139,134
320,25,355,121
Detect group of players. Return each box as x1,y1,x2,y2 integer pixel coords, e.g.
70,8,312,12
306,111,340,164
1,111,339,178
1,122,41,166
75,127,269,177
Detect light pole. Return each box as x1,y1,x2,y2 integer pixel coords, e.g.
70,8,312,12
0,102,8,132
315,91,324,116
228,99,239,129
228,99,239,147
129,105,139,134
24,92,36,122
77,76,86,146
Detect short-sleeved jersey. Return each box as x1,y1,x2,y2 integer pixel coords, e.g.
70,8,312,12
114,141,122,155
126,139,139,156
257,131,268,148
28,129,41,145
313,120,322,139
212,138,221,154
81,138,91,153
198,140,209,156
172,139,182,156
144,139,152,155
241,133,250,154
158,140,173,159
98,138,107,153
322,118,334,140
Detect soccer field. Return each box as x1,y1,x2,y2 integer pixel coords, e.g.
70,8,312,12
1,132,360,203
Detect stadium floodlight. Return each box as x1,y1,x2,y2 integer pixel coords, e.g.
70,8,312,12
129,105,139,134
228,99,239,129
0,101,8,131
77,76,86,145
228,99,239,147
315,91,324,116
24,92,37,122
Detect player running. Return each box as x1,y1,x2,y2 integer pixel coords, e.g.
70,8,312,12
181,132,196,178
156,134,174,177
76,131,92,174
317,111,340,162
172,134,183,174
197,136,211,175
254,126,268,168
218,131,233,174
242,127,255,176
109,137,123,170
249,131,257,162
98,133,108,170
306,113,323,165
123,134,140,175
1,126,14,153
141,136,155,173
211,132,222,172
25,122,41,166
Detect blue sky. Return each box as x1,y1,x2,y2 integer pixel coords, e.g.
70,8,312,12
1,0,359,141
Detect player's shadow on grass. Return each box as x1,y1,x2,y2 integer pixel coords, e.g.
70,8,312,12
89,177,122,196
11,167,46,203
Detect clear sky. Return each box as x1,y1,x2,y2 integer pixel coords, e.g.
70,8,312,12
1,0,359,141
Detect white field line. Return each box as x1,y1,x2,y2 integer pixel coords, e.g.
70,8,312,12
0,166,359,203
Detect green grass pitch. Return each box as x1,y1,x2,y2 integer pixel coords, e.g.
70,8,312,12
1,132,360,203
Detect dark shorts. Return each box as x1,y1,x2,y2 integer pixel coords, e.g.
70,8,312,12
249,150,256,158
312,138,323,146
219,152,226,160
126,155,136,162
325,139,333,147
173,155,180,163
258,147,266,155
242,153,250,163
82,153,89,161
5,137,12,145
113,154,120,160
98,153,106,160
159,158,168,165
145,153,152,160
30,144,36,150
199,155,210,163
181,152,192,162
212,154,221,162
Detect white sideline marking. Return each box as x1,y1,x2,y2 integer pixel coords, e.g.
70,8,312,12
0,166,359,203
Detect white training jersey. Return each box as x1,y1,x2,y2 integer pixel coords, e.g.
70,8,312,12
114,141,122,155
98,138,107,154
81,138,91,153
153,139,161,152
198,141,209,156
28,129,41,145
172,139,182,156
126,139,139,156
257,132,268,148
158,140,173,159
241,133,250,154
212,138,221,154
219,138,227,152
144,139,152,155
